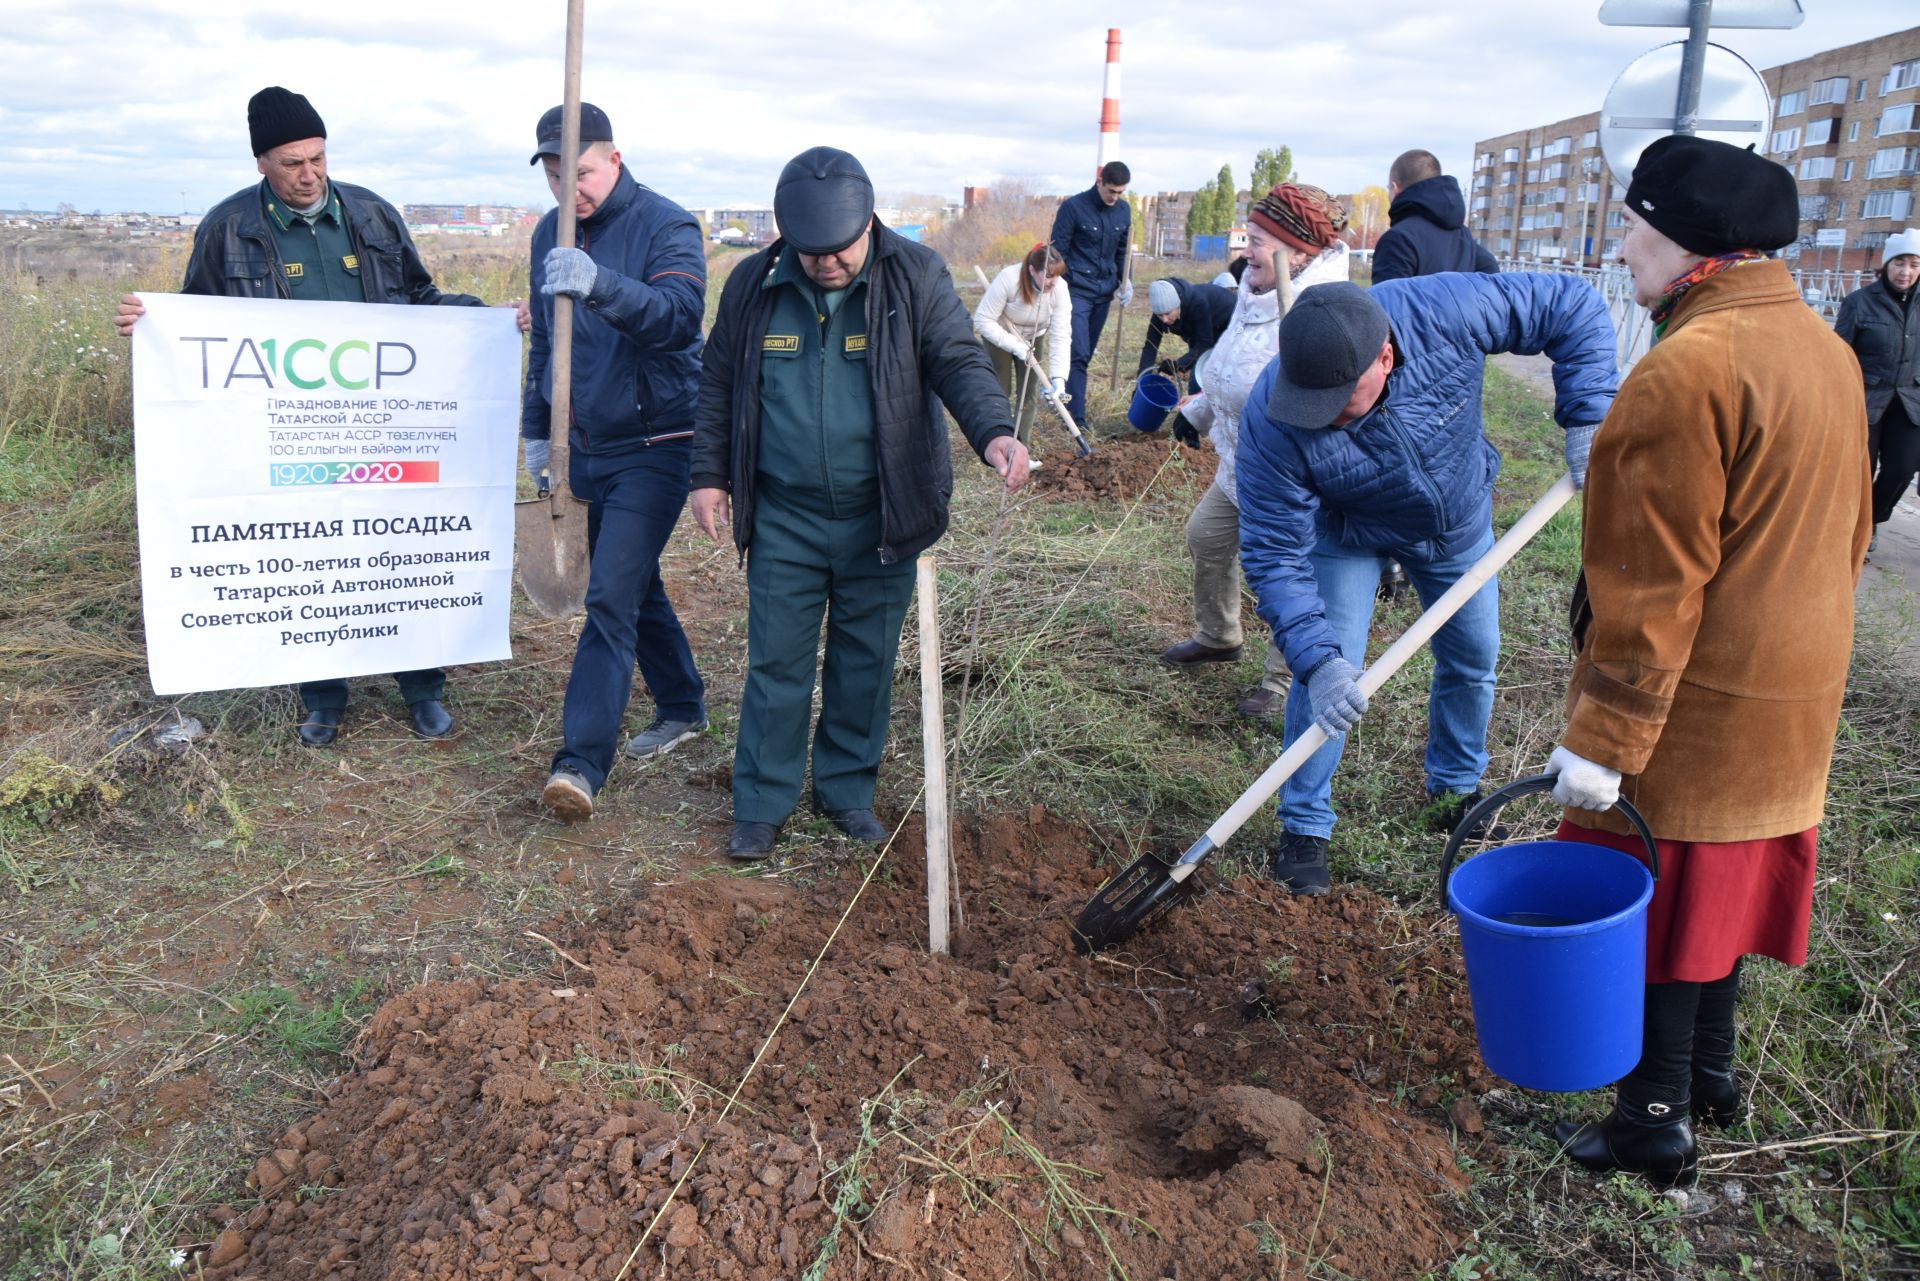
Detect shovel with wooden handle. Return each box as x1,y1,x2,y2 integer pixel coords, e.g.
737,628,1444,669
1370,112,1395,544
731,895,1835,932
513,0,592,619
1071,473,1581,954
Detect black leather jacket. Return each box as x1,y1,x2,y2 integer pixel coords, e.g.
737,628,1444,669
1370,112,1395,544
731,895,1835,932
691,223,1014,565
180,179,483,308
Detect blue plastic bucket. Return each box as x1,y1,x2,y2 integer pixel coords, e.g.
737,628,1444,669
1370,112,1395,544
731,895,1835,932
1127,370,1181,431
1439,777,1659,1093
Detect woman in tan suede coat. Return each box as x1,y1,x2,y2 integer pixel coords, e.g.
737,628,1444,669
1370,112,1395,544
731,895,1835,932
1543,135,1872,1190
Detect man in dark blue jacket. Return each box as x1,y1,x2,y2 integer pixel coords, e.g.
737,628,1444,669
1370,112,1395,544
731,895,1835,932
1049,160,1134,428
1372,150,1499,284
525,104,710,823
1237,275,1615,895
1137,277,1236,394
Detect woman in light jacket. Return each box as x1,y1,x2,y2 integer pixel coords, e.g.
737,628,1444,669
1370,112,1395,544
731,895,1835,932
1545,135,1871,1189
1834,226,1920,547
1159,184,1349,718
974,242,1072,453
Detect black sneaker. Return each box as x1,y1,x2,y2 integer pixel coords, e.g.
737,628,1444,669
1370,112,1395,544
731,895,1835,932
1425,790,1509,843
1268,833,1331,897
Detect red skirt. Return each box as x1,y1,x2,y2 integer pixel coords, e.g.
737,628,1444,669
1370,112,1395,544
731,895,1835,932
1554,820,1819,985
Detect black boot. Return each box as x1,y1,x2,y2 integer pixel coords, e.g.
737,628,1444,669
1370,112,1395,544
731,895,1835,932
1553,980,1701,1189
1691,960,1744,1127
1553,1103,1698,1189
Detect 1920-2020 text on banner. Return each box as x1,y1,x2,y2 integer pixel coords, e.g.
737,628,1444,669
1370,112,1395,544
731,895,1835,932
131,293,520,696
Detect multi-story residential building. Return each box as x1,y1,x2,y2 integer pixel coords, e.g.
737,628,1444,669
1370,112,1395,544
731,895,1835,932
1472,23,1920,271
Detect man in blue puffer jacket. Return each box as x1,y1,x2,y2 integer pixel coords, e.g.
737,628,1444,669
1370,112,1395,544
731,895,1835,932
1237,275,1616,894
522,104,710,823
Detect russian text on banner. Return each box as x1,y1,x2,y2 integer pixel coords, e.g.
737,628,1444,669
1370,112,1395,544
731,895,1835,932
130,293,519,696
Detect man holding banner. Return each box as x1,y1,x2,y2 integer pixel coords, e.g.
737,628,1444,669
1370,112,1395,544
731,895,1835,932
116,86,516,747
522,104,711,824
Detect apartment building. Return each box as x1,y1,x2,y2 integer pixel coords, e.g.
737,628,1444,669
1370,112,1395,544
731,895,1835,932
1471,23,1920,271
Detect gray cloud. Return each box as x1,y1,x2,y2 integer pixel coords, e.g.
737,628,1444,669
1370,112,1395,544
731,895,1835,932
1,0,1913,215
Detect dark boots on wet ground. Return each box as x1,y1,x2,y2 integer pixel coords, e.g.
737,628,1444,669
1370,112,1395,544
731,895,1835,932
1691,961,1744,1127
1554,979,1701,1189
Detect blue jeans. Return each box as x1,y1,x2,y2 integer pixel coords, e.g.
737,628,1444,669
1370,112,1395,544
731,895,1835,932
1065,293,1112,427
1278,523,1500,839
552,444,705,792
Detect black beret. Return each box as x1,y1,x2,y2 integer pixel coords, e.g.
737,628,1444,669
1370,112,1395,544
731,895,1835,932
248,87,326,157
1624,135,1798,256
773,146,874,256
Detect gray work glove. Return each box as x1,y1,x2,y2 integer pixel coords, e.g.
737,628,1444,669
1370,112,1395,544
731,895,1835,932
523,438,551,490
1545,745,1622,811
1041,377,1069,406
1565,421,1597,489
1115,279,1134,307
1306,655,1369,737
542,247,599,300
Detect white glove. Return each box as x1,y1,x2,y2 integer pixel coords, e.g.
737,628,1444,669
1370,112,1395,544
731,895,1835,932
1042,377,1069,405
1013,339,1033,364
1116,280,1133,307
523,438,551,489
1545,745,1621,811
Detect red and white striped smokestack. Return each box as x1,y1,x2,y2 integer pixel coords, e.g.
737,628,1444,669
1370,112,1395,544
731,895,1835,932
1096,27,1121,177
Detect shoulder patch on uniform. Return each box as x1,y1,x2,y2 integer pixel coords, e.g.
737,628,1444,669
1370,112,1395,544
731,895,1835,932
763,334,799,352
283,262,305,278
342,254,359,270
844,334,867,353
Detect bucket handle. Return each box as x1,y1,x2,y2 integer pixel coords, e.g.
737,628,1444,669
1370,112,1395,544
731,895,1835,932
1436,774,1658,907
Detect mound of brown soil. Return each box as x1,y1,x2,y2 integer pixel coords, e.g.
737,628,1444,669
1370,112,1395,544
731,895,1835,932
1034,431,1217,503
203,814,1491,1281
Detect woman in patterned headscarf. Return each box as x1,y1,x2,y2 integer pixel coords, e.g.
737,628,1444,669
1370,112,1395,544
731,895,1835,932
1157,184,1349,720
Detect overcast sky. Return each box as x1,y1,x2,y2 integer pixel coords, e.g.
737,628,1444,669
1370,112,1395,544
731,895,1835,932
2,1,1913,215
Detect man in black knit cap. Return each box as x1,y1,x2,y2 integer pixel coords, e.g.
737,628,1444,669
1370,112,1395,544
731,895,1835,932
116,87,523,748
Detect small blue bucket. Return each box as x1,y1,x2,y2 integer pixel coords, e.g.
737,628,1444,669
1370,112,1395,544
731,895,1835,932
1127,370,1181,432
1438,776,1659,1093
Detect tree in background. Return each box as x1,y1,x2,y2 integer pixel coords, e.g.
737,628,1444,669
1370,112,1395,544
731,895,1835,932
1348,184,1390,250
924,178,1052,269
1183,166,1239,247
1251,146,1293,194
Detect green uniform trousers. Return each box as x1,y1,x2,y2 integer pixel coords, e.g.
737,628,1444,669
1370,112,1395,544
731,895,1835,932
733,493,916,825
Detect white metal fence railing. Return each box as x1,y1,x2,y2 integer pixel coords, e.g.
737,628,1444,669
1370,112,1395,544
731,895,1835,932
1494,258,1874,370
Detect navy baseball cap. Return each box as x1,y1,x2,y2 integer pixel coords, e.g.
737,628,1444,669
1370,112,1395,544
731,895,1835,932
1267,282,1391,429
530,103,615,164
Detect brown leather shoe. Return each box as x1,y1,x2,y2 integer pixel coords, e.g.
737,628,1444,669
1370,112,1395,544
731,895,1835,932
1236,686,1282,718
1160,639,1243,667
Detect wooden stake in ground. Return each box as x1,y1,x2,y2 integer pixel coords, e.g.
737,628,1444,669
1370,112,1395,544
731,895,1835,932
917,556,952,955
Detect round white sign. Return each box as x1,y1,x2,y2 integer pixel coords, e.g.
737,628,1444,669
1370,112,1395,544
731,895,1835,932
1599,40,1773,183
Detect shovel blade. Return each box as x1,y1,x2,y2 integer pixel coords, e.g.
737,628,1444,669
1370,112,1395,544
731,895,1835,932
1071,851,1198,955
514,496,589,618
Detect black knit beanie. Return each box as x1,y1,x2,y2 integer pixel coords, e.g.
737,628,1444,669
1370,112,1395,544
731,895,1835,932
249,87,327,157
1624,135,1797,256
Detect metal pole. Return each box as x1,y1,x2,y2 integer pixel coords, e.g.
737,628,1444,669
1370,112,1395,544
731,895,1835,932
1674,0,1714,136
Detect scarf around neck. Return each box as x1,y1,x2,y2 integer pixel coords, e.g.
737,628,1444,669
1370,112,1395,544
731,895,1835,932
1650,251,1766,338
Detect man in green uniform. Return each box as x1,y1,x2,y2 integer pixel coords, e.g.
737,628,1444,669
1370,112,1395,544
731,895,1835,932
115,86,524,747
690,147,1029,858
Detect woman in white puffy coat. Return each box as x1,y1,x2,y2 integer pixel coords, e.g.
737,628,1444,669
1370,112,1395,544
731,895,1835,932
1159,184,1351,717
974,242,1073,452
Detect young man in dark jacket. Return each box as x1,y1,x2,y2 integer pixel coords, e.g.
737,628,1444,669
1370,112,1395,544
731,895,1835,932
1372,149,1498,284
525,105,711,824
1137,277,1236,395
1049,160,1134,427
114,86,515,749
689,147,1029,859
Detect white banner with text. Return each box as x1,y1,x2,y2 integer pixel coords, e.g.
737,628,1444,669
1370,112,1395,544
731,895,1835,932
131,293,518,696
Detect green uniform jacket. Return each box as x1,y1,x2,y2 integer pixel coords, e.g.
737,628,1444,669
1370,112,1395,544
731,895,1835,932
692,223,1013,565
